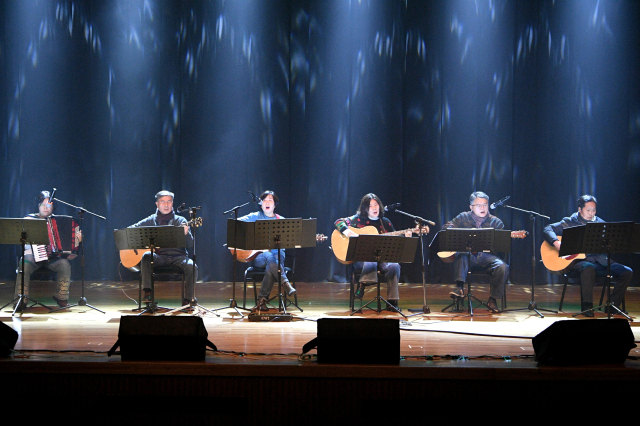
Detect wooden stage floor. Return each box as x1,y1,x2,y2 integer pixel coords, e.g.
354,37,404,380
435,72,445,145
1,280,640,422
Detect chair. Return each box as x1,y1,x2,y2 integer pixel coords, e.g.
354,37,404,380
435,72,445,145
557,273,622,312
349,266,404,317
127,263,186,312
442,270,507,315
242,251,300,311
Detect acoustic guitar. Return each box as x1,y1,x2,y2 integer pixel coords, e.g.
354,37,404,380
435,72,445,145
228,234,328,262
119,217,203,268
437,230,528,263
540,236,586,271
331,225,429,265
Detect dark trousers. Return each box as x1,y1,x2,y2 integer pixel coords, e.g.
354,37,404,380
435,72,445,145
567,261,632,305
140,253,197,300
453,252,508,300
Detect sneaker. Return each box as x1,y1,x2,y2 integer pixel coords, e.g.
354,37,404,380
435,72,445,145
283,281,297,296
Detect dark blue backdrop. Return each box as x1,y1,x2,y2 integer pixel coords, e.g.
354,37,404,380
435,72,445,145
1,0,639,287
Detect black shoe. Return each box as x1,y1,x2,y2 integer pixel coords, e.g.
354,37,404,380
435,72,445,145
354,284,365,300
253,298,269,312
581,303,594,317
449,286,464,299
486,298,500,313
386,300,402,313
283,281,297,296
52,295,69,308
183,298,197,306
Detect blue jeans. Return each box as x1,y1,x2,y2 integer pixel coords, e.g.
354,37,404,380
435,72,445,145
453,252,508,300
567,261,632,305
251,249,288,299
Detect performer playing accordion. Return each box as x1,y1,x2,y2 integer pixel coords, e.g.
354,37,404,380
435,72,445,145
13,190,82,310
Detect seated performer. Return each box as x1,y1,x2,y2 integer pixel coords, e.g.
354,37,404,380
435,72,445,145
334,193,421,312
130,190,197,306
542,195,632,316
442,191,508,313
239,190,296,311
14,190,82,310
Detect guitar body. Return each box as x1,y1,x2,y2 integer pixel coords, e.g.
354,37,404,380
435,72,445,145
230,249,266,263
120,249,149,268
119,217,204,268
540,236,586,271
331,226,380,265
437,230,529,263
229,234,327,263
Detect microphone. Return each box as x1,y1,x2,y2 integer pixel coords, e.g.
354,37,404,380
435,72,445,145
49,188,57,202
176,203,187,214
490,196,510,210
248,191,259,203
384,203,401,212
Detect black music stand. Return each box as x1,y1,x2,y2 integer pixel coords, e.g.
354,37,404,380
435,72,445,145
347,234,418,319
433,228,511,316
0,218,53,315
114,226,186,315
226,218,318,319
561,222,636,321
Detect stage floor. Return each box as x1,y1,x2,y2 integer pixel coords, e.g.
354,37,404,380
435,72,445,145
2,280,640,422
2,279,640,359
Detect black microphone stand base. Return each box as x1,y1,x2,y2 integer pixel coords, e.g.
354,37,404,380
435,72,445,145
575,301,632,322
164,299,220,317
503,301,557,318
211,299,252,318
1,294,52,316
49,297,106,314
407,305,431,315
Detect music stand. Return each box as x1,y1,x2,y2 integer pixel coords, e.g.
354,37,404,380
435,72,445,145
226,218,317,318
561,222,636,321
347,234,418,319
0,218,53,315
433,228,511,316
114,226,186,315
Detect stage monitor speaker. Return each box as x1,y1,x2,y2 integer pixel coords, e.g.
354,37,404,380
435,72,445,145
108,316,216,361
533,318,636,365
303,318,400,365
0,322,19,357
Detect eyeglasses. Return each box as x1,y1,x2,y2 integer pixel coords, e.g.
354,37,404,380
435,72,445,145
471,203,488,208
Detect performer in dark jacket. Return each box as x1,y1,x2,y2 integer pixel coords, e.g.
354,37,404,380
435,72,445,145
542,195,632,316
14,190,82,310
334,193,420,312
442,191,508,313
130,190,197,305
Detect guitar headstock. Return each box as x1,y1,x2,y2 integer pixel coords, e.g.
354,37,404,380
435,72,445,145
511,230,528,239
189,217,203,227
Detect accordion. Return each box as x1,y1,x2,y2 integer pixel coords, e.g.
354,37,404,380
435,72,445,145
32,215,81,262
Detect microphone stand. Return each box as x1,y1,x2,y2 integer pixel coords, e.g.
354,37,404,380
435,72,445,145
212,196,254,318
497,203,556,318
49,197,106,314
388,208,436,315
